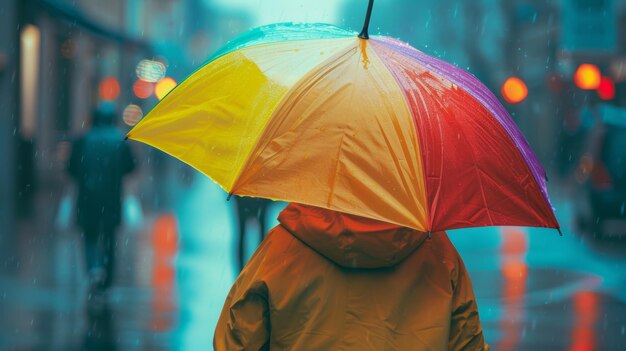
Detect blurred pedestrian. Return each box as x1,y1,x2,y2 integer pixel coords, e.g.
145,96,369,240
82,302,117,351
215,203,489,350
232,196,271,272
67,108,136,295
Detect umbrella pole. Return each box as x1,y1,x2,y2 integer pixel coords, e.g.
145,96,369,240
358,0,375,39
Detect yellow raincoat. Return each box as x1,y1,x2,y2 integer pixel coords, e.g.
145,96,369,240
215,203,488,350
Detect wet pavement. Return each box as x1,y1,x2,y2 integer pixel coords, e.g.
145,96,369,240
1,174,626,350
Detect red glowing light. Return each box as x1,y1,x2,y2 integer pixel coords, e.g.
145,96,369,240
99,77,120,101
153,214,178,257
498,227,529,351
151,213,178,332
501,228,528,255
569,291,598,351
597,76,615,100
502,261,528,280
133,79,154,99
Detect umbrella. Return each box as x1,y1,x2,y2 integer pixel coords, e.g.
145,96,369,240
127,0,559,233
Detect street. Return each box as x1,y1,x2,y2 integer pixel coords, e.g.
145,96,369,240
1,174,625,350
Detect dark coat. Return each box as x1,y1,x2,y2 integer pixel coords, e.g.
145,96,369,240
67,125,135,230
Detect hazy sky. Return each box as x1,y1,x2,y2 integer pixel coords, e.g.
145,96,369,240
212,0,350,26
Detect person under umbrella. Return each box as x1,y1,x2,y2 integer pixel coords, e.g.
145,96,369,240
214,202,488,350
126,1,558,349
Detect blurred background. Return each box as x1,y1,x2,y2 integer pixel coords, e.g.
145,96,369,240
1,0,626,350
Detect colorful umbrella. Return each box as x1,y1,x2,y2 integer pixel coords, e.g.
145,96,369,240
127,1,559,233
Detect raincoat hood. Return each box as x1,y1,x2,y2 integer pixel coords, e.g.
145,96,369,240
278,203,428,269
216,203,488,350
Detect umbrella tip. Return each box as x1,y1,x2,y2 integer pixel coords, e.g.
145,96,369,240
226,192,233,201
358,0,374,39
124,136,129,141
557,227,563,236
427,231,432,240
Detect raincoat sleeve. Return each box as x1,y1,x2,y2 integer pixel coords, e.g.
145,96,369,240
214,263,270,350
448,256,489,351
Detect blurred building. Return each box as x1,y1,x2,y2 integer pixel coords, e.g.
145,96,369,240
0,1,19,240
1,0,154,238
341,0,626,179
0,0,251,235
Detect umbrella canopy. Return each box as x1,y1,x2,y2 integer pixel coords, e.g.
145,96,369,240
127,22,559,232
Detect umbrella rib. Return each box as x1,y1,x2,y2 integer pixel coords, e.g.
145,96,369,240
369,41,432,230
462,134,495,227
411,77,493,230
326,134,346,207
323,39,374,209
409,76,495,228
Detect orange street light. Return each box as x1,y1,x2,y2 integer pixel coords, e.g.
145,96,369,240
155,77,177,100
501,77,528,104
574,64,601,90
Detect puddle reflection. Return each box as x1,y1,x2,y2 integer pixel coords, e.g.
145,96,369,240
569,290,599,351
498,228,528,351
151,214,179,333
82,304,117,351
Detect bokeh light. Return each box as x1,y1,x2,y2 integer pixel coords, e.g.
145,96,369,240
571,291,599,351
153,214,178,257
123,104,143,126
155,77,177,100
597,76,615,100
501,77,528,104
136,59,166,83
502,261,529,279
20,24,40,138
133,79,154,99
99,76,120,101
574,64,601,90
